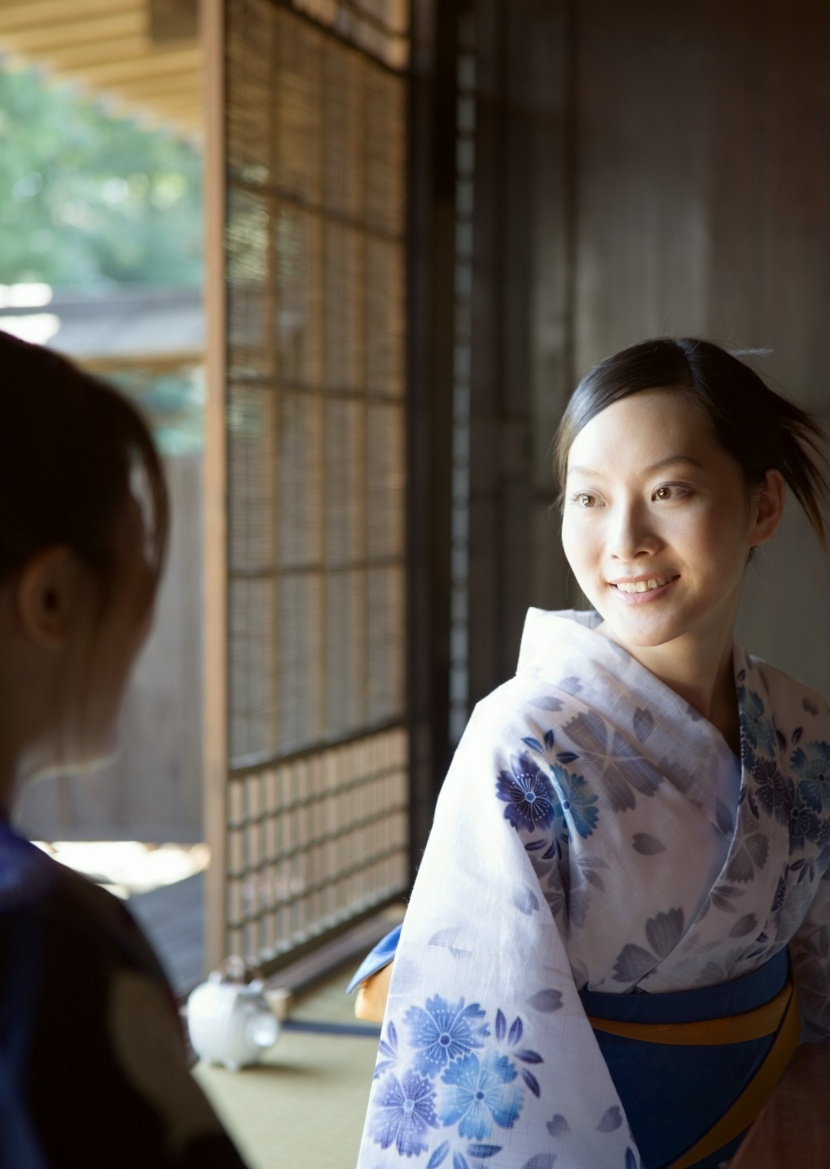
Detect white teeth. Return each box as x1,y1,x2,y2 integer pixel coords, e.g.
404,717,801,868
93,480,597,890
615,577,673,594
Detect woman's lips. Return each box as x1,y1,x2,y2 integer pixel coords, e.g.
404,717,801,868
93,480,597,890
608,575,680,604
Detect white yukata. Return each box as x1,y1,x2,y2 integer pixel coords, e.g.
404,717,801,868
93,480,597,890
356,609,830,1169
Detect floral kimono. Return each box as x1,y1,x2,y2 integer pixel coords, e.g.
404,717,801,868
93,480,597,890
356,609,830,1169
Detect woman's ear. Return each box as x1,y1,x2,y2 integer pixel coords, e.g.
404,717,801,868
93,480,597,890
15,547,90,650
749,469,786,548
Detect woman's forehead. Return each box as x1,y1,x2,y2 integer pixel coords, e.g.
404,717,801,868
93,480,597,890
566,389,716,471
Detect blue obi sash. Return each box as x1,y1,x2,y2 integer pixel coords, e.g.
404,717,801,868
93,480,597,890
579,948,797,1169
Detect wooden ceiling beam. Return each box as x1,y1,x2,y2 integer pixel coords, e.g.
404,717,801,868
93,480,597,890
108,88,201,115
140,92,201,112
11,35,199,73
104,69,201,101
0,13,146,55
106,88,202,115
0,0,203,139
0,0,140,35
42,46,201,87
136,104,201,128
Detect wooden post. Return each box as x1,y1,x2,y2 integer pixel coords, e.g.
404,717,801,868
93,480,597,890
201,0,228,973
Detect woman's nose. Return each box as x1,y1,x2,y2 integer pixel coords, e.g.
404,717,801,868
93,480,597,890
607,501,660,559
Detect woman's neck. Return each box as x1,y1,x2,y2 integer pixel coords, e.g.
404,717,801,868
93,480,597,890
599,626,741,754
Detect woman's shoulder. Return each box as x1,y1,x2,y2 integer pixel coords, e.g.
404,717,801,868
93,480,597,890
466,607,602,728
21,850,171,990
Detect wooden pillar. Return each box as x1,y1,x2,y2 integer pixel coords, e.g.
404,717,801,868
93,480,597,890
201,0,228,972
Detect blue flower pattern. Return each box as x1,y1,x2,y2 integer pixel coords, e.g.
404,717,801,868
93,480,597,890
792,741,830,811
498,731,603,847
370,998,550,1164
737,681,830,931
371,1069,439,1156
550,763,600,839
440,1051,522,1138
405,996,489,1077
496,754,556,832
739,686,779,757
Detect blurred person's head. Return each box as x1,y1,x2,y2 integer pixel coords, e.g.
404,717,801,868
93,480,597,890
0,330,168,811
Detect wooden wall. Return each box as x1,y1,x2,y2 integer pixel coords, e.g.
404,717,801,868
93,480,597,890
466,0,575,698
573,0,830,395
464,0,830,705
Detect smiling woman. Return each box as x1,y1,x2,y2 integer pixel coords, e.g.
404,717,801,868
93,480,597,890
556,339,826,753
560,390,785,755
355,338,830,1169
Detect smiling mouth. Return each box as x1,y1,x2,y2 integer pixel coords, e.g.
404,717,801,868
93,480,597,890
611,576,679,594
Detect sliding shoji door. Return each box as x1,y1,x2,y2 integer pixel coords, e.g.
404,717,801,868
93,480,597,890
204,0,409,971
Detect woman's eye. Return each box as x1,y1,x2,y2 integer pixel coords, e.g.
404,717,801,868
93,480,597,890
573,492,597,508
653,483,688,501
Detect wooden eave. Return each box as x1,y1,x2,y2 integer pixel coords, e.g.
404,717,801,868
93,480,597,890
0,0,202,142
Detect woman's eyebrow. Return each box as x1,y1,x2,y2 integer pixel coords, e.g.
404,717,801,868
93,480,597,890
567,455,704,479
644,455,705,473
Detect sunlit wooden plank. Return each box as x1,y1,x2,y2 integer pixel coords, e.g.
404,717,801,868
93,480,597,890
104,67,201,101
10,35,200,73
0,0,140,34
54,46,201,86
107,91,202,123
133,97,202,123
0,12,143,54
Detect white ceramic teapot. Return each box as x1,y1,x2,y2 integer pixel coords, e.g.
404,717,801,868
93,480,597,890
186,958,280,1071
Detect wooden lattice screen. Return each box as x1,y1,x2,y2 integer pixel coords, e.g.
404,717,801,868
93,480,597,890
206,0,409,970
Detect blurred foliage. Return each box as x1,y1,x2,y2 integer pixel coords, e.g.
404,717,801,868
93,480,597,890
107,366,205,454
0,62,203,287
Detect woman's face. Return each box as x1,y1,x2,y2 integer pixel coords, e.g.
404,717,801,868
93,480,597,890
560,389,781,659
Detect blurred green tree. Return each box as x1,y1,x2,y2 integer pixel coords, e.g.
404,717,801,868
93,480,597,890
0,62,203,287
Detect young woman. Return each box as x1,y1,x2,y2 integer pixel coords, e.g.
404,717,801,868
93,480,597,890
0,331,248,1167
354,338,830,1169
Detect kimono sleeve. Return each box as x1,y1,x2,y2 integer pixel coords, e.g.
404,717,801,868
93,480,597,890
790,863,830,1042
355,693,641,1169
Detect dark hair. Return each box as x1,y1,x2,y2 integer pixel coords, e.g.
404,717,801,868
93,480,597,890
0,329,169,595
553,337,829,541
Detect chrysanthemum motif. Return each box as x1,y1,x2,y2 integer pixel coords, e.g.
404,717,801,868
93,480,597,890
369,1069,439,1156
792,741,830,812
496,753,556,832
753,756,789,823
780,780,821,854
440,1051,523,1139
740,689,777,757
404,996,489,1078
550,763,599,838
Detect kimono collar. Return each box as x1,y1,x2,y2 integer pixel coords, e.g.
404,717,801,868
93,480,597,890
517,607,738,739
514,608,742,826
